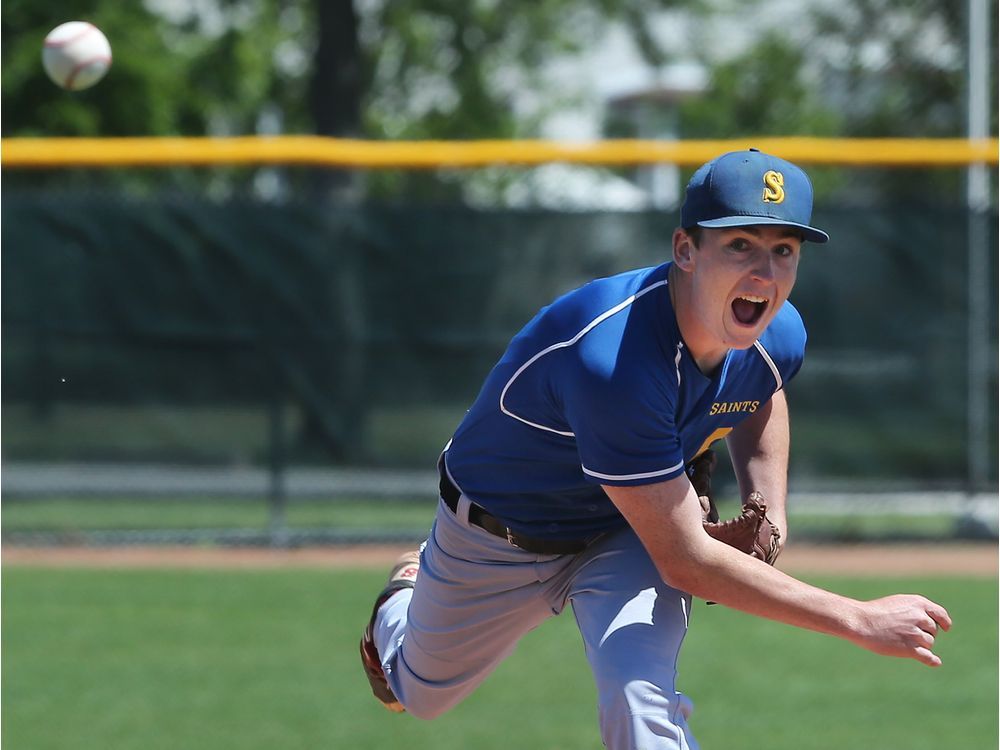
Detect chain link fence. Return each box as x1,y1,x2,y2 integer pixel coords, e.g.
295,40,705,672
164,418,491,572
2,158,997,545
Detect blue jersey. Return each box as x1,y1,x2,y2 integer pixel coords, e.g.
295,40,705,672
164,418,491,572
445,262,806,540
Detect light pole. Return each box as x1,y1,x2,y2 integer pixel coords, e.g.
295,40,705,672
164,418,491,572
965,0,992,496
605,64,708,209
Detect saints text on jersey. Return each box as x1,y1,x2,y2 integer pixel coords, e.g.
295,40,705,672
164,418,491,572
709,400,760,415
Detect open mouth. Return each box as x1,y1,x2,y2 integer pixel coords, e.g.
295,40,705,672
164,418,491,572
731,294,769,326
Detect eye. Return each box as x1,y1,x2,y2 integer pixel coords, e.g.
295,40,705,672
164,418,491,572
727,237,751,252
774,244,794,257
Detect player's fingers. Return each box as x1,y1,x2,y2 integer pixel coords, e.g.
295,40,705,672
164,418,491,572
698,495,712,517
927,603,952,632
913,646,942,668
918,615,938,635
912,628,935,649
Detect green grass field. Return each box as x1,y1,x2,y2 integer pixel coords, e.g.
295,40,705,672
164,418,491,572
3,567,996,750
2,496,964,541
1,497,437,532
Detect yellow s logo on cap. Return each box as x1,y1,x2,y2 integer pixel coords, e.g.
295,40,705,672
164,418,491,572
762,170,785,203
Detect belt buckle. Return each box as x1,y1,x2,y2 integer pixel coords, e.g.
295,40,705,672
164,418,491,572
504,527,520,549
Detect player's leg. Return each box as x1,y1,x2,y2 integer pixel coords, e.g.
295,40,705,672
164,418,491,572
568,527,699,750
360,550,422,712
368,495,575,720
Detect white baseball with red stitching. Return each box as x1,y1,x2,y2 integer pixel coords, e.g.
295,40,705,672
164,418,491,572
42,22,112,91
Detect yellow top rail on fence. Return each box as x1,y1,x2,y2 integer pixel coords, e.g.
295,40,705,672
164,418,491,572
1,136,997,169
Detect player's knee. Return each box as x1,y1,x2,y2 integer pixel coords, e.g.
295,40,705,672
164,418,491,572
600,677,673,719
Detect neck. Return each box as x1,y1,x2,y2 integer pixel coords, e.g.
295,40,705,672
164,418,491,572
668,264,728,375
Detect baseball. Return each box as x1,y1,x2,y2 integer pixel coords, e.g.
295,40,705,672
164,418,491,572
42,22,112,91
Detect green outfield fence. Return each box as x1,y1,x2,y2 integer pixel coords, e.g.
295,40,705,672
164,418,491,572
1,137,997,545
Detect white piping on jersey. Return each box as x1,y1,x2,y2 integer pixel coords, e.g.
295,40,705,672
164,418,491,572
674,341,683,385
498,279,669,438
581,460,686,482
753,340,783,389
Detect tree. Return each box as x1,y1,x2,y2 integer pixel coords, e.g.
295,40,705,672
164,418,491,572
2,1,189,137
3,1,710,198
806,0,998,203
809,0,991,138
2,0,314,194
9,0,988,205
671,0,997,204
675,31,844,198
354,0,709,201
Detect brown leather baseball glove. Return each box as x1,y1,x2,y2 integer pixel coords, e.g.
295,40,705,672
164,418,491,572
686,450,782,565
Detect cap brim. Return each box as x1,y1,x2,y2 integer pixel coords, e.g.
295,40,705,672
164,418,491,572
697,216,829,244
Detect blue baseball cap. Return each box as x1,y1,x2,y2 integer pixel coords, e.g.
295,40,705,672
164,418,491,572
680,148,829,243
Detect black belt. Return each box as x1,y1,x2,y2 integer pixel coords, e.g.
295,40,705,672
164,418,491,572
438,464,591,556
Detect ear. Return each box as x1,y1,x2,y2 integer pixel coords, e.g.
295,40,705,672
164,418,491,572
672,228,696,272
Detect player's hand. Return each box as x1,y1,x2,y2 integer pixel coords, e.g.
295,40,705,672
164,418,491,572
849,595,952,667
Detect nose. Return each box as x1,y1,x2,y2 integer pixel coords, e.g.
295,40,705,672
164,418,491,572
750,249,775,282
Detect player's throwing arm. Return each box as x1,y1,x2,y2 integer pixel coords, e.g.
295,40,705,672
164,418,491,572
604,473,951,668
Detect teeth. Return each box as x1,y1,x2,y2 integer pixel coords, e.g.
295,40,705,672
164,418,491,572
737,295,768,304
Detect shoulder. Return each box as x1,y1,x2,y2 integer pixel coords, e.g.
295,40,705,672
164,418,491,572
519,264,669,370
499,264,673,428
762,300,806,349
544,264,668,325
566,265,673,380
545,265,677,418
755,300,807,384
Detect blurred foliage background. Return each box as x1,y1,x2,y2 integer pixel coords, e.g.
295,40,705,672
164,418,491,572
4,0,997,201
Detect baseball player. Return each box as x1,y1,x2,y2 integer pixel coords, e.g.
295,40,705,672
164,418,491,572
359,148,952,749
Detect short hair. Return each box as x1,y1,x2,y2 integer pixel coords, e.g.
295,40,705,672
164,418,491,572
683,226,703,247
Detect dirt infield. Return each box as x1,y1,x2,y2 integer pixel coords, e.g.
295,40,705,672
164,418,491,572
3,542,997,576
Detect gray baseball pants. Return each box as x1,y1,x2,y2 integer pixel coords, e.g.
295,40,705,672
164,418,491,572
374,493,699,749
